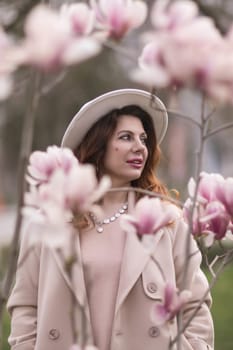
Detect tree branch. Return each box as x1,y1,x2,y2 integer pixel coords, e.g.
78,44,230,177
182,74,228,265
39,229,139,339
0,69,43,321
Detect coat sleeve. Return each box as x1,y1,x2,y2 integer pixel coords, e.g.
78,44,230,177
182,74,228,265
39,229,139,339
171,213,215,350
7,224,40,350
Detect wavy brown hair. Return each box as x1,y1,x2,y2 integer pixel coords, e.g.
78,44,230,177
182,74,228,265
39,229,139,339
74,105,168,197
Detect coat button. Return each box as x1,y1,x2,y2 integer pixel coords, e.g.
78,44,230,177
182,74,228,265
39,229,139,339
115,330,123,336
148,326,160,338
48,328,60,340
147,282,157,293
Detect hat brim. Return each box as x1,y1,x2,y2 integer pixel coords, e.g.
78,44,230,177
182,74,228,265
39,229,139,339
61,89,168,149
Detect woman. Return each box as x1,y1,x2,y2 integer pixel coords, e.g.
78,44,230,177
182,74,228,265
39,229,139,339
7,89,214,350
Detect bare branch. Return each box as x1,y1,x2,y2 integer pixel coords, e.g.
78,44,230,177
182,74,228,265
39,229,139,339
0,69,43,321
204,121,233,139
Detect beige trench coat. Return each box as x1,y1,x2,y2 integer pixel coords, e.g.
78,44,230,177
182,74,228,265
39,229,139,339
7,213,214,350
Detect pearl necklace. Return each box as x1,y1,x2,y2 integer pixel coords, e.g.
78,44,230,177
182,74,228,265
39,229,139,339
89,203,128,233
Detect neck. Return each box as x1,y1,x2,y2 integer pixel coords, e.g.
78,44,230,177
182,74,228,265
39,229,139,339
101,191,128,207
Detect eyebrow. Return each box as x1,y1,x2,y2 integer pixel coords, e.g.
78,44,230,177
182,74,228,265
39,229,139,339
117,130,147,137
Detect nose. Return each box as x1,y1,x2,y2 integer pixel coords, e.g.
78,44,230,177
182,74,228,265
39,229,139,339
132,137,146,153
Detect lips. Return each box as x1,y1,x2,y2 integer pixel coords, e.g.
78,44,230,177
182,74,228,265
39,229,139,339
127,158,144,169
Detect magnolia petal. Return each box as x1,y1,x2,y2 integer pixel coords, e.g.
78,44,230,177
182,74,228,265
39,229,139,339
224,177,233,215
0,74,12,100
25,174,42,186
60,3,95,36
151,303,169,326
62,37,101,65
202,231,215,247
128,1,148,28
131,66,170,88
27,165,48,183
21,207,44,224
120,214,138,234
88,204,103,220
187,177,196,198
98,0,114,16
151,0,170,29
168,1,198,25
88,175,111,204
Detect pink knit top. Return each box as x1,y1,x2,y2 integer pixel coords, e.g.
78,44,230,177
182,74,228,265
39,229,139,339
80,221,126,350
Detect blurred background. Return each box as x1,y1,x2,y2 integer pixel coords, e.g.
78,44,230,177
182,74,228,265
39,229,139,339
0,0,233,349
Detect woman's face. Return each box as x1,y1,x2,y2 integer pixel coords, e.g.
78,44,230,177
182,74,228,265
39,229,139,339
103,115,148,187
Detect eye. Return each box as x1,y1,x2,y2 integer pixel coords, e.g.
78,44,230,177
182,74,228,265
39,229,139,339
119,133,131,141
140,136,148,145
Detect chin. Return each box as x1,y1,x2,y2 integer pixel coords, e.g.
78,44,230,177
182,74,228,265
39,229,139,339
127,171,143,182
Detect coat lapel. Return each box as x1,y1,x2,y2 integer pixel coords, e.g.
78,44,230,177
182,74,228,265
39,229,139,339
50,232,91,323
115,228,164,315
50,223,165,321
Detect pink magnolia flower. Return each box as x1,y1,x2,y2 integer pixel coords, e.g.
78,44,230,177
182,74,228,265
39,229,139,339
24,170,73,227
19,5,101,70
184,172,232,245
121,196,177,235
188,172,224,204
133,39,171,87
24,163,111,226
27,146,78,185
22,5,71,69
91,0,147,40
151,283,192,325
201,201,230,241
164,17,221,84
196,37,233,103
60,3,95,36
134,13,221,89
65,164,111,213
133,0,233,102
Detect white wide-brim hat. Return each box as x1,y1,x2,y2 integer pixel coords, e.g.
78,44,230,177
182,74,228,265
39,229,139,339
61,89,168,149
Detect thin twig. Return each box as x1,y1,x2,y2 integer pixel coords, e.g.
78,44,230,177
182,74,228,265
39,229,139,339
204,121,233,139
107,186,183,207
41,70,67,96
208,255,220,278
176,93,207,350
146,105,202,129
167,110,201,128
